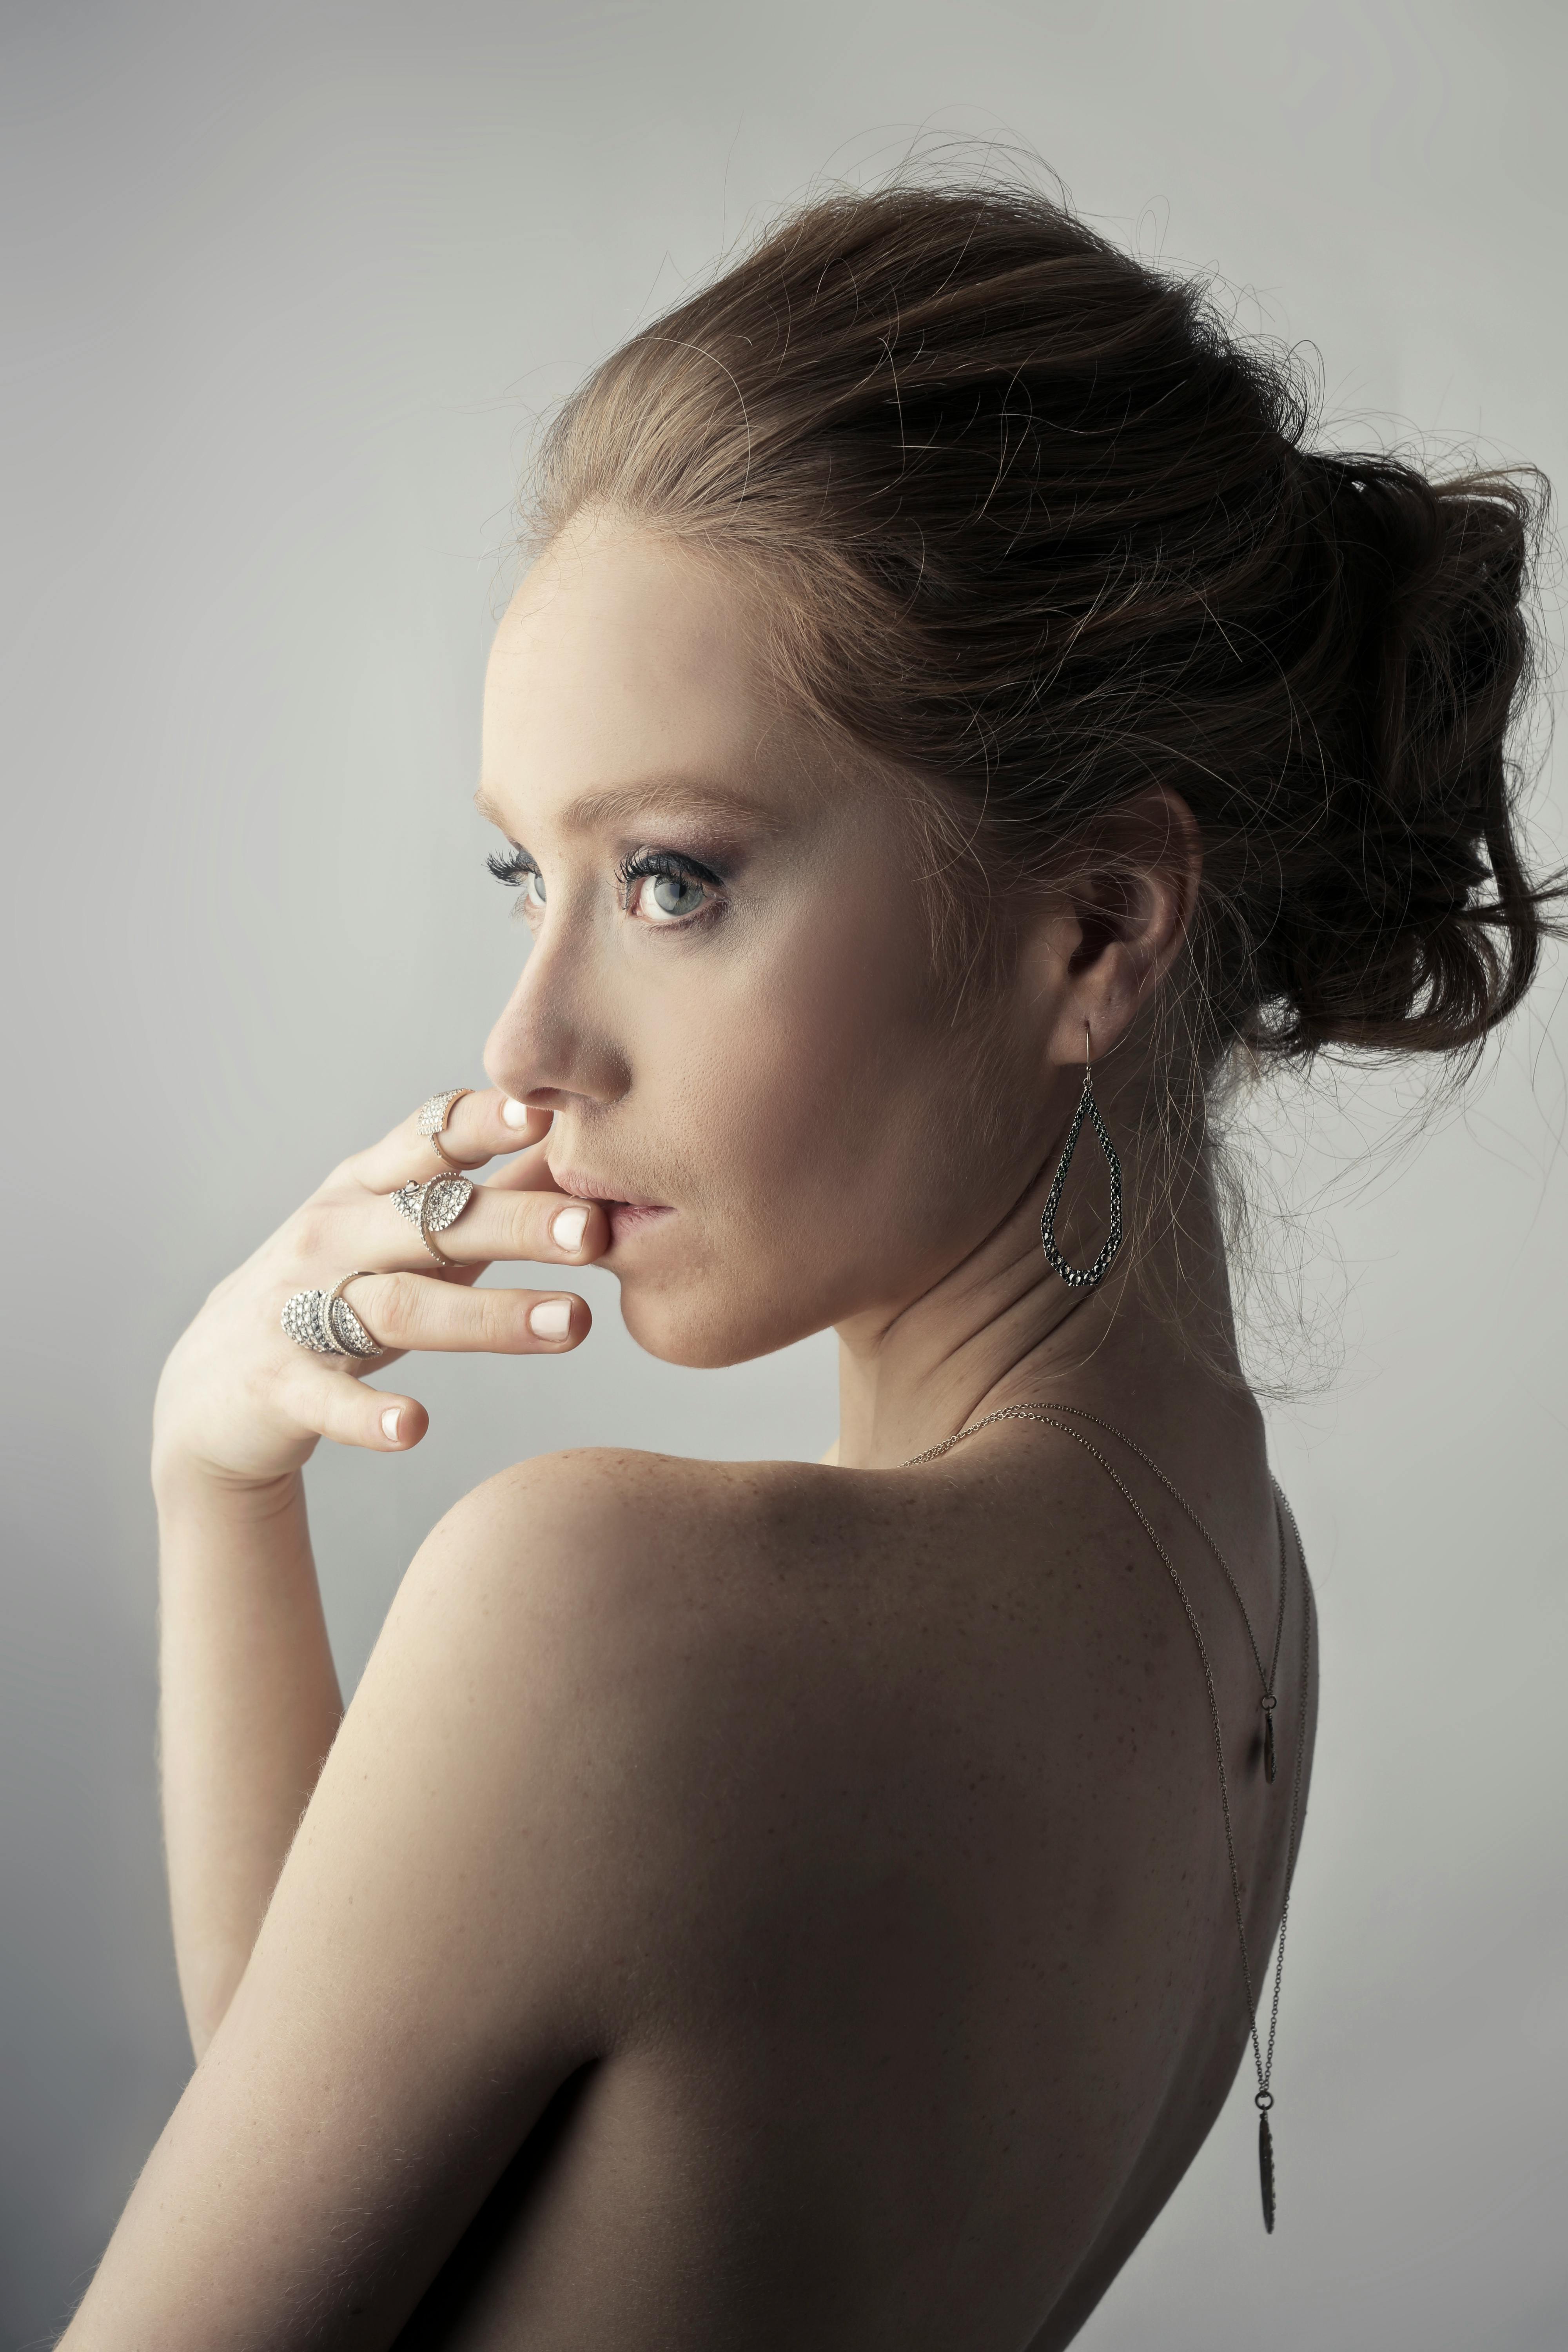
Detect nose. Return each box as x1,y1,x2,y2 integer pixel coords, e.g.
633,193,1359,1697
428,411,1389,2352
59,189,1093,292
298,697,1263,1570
482,925,630,1110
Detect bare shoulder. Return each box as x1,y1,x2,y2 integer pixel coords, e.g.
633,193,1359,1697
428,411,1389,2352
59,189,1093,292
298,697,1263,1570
410,1441,856,1628
396,1437,1191,1761
382,1439,1231,1971
393,1445,887,1740
363,1448,973,2040
386,1443,877,1835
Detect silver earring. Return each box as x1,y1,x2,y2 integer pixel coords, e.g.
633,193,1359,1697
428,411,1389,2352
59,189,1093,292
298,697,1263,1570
1040,1025,1123,1290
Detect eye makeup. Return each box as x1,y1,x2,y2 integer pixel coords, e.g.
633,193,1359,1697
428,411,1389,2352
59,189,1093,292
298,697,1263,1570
487,844,541,893
615,846,725,923
486,844,548,912
486,841,728,927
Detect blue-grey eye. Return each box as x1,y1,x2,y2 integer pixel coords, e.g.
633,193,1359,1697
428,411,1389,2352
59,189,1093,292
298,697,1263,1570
650,871,702,917
619,848,722,924
527,868,546,906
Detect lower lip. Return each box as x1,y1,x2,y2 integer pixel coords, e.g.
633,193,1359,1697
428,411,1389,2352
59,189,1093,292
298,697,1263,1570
605,1202,674,1244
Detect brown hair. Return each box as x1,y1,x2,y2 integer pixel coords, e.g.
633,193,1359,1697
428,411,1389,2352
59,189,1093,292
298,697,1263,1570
527,178,1559,1090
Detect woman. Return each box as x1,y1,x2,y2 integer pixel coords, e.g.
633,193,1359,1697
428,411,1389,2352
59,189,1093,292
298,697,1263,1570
62,181,1553,2347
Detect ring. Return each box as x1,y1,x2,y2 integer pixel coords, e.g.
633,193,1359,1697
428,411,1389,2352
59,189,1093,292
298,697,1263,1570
282,1272,385,1359
392,1171,475,1266
282,1288,333,1354
417,1088,474,1171
321,1270,385,1357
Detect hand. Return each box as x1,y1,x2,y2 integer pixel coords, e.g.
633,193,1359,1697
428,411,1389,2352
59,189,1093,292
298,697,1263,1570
152,1091,604,1494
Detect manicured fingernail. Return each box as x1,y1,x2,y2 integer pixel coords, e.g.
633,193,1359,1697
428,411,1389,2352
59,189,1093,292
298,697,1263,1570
380,1407,403,1443
501,1096,534,1129
551,1205,589,1252
529,1298,572,1339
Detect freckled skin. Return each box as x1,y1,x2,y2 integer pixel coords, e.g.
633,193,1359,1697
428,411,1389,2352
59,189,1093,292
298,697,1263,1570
71,519,1316,2351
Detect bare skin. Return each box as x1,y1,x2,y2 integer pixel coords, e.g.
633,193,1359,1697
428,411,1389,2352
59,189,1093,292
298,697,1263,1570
62,516,1316,2349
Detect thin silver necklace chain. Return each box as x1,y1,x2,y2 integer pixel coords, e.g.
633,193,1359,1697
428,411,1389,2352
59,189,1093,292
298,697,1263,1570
1047,1404,1291,1753
900,1400,1314,2232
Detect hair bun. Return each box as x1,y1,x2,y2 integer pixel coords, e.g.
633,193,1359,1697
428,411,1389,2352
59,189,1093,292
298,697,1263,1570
1254,451,1557,1059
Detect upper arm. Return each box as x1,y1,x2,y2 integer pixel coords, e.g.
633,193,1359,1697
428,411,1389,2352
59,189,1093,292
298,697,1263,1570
64,1451,710,2351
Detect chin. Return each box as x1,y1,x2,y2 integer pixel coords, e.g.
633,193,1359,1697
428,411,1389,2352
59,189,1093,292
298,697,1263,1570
615,1270,829,1372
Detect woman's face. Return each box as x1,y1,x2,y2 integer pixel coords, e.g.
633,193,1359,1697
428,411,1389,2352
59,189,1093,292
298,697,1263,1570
479,514,1053,1368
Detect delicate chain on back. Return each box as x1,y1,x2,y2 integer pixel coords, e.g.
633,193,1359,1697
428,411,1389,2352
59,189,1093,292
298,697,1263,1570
899,1400,1313,2233
1044,1404,1290,1708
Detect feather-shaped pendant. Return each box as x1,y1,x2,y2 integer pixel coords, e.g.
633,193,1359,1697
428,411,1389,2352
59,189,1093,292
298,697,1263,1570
1263,1704,1277,1783
1258,2107,1276,2233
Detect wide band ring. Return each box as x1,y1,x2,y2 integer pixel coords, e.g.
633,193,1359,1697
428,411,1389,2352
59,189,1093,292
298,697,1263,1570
320,1270,385,1356
392,1171,476,1266
282,1272,385,1359
417,1087,474,1171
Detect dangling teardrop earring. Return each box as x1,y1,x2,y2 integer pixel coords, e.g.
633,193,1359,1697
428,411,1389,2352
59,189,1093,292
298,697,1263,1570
1040,1024,1124,1290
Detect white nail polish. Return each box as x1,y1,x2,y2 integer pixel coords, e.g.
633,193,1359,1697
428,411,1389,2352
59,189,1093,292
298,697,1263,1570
552,1205,589,1252
380,1406,402,1443
501,1097,534,1129
529,1298,572,1340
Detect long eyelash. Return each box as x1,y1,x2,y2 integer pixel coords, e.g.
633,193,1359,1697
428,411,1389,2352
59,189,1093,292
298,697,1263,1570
615,848,725,893
487,846,535,888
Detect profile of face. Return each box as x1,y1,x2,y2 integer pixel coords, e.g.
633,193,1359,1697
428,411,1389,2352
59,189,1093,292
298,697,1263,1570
479,514,1071,1369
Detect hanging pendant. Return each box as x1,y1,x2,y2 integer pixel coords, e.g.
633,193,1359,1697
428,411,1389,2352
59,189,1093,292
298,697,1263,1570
1040,1063,1124,1290
1263,1702,1277,1784
1258,2104,1276,2234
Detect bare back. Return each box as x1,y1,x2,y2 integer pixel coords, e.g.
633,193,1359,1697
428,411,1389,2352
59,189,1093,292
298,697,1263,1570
390,1409,1318,2350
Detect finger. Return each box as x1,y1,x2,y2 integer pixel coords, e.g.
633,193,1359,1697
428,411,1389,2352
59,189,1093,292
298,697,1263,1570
347,1184,610,1273
343,1089,554,1195
276,1358,432,1452
331,1273,593,1356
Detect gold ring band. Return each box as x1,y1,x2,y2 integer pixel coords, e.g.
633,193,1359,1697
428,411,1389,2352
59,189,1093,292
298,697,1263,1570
417,1087,475,1171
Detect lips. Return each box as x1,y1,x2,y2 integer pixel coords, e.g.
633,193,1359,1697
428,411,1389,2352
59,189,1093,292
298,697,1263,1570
549,1169,674,1246
549,1167,671,1214
601,1201,673,1240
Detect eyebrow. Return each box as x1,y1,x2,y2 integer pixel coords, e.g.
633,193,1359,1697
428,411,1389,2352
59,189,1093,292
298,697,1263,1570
473,775,790,840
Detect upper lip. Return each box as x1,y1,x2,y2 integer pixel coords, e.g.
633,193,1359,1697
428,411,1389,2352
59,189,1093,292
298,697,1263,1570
549,1168,670,1209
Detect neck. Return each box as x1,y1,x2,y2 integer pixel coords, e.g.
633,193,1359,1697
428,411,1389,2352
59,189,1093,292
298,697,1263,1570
832,1138,1243,1472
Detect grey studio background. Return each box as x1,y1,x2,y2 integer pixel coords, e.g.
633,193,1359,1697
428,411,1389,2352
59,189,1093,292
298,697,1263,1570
3,3,1565,2346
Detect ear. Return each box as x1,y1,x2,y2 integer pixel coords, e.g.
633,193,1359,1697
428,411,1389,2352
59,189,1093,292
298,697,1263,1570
1027,786,1203,1068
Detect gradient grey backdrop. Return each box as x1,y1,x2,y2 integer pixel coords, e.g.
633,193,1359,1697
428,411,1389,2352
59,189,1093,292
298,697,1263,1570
4,3,1565,2345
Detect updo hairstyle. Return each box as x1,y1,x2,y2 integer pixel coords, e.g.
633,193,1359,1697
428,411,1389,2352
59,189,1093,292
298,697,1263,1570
527,179,1559,1096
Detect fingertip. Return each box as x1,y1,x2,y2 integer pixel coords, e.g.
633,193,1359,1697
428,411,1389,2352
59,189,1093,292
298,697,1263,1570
379,1399,428,1448
527,1294,591,1345
498,1094,553,1143
550,1203,592,1255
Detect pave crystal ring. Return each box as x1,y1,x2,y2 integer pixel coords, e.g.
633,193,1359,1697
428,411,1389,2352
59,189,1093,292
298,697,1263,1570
417,1088,474,1171
392,1171,476,1266
282,1272,384,1359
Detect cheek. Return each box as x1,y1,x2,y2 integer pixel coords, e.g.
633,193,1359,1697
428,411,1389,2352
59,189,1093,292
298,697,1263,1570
708,895,934,1198
625,889,1005,1359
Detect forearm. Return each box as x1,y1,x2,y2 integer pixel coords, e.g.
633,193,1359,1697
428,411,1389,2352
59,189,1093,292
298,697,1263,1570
154,1463,343,2058
139,1089,571,2059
